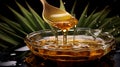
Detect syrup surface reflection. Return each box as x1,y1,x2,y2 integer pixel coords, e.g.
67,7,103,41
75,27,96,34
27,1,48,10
25,29,115,62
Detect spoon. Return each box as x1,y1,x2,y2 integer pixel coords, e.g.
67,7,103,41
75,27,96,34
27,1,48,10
40,0,78,30
40,0,78,45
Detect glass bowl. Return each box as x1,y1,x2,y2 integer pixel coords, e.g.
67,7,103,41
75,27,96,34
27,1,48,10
24,28,115,62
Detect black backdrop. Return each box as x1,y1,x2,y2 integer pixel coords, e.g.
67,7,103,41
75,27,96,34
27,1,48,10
0,0,120,19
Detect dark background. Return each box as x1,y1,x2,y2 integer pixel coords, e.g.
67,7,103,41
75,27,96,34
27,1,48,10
0,0,120,20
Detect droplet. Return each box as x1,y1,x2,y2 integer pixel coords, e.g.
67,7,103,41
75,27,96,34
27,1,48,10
10,53,16,56
118,31,120,34
41,62,45,66
117,15,119,18
113,28,116,31
18,64,22,66
98,21,101,23
85,15,87,17
96,24,99,27
63,2,66,5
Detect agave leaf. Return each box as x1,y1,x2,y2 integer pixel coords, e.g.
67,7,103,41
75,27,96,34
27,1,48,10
88,14,101,28
109,28,120,37
0,15,21,28
77,4,89,27
8,6,35,32
70,0,77,16
15,1,38,30
59,0,65,10
104,16,120,30
113,17,120,26
26,2,46,30
0,43,8,49
108,24,120,33
116,37,120,43
0,15,28,35
0,23,23,39
113,29,120,36
0,31,20,45
82,9,96,27
98,7,110,21
88,7,110,28
16,51,29,59
0,22,15,33
87,12,101,24
99,17,116,29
